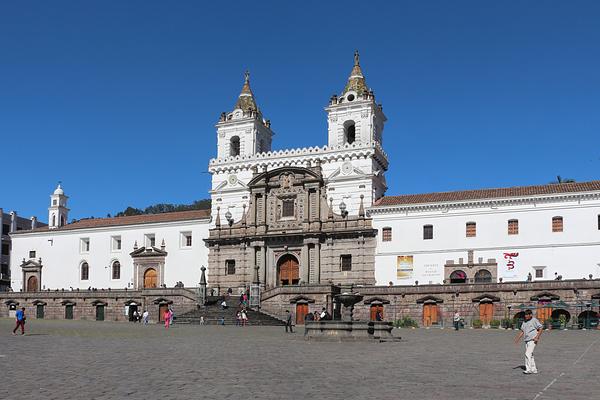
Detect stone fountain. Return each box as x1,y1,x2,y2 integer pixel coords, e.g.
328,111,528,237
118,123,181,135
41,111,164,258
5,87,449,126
304,291,396,342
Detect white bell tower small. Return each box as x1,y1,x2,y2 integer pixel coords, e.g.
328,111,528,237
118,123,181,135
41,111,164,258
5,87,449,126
215,71,274,159
325,51,386,147
48,183,69,229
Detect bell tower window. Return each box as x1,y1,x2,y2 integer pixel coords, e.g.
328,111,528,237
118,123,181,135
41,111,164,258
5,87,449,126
344,121,356,144
230,136,240,157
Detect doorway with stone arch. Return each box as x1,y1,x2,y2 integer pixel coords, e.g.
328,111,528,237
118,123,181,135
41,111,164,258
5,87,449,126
277,254,299,286
27,276,38,292
144,268,158,288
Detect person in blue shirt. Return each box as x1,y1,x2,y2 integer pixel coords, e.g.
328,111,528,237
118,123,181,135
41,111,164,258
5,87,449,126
12,307,26,335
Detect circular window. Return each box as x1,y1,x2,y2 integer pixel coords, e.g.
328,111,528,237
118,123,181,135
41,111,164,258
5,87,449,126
347,94,355,102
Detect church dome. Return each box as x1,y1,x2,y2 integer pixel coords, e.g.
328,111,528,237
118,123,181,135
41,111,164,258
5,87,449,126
53,184,64,195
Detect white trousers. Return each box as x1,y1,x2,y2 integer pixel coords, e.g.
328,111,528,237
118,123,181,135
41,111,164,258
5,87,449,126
525,340,537,372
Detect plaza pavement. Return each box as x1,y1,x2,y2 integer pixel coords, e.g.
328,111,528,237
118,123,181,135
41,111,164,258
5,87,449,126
0,318,599,400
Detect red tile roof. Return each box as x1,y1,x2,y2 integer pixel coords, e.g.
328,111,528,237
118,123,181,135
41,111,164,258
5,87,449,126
374,181,600,207
13,209,211,233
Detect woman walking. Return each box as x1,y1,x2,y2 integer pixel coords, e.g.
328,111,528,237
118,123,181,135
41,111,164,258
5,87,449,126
164,308,172,329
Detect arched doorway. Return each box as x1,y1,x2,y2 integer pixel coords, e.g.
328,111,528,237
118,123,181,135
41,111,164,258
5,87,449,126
513,312,526,329
278,255,299,286
296,303,309,325
370,304,384,321
578,311,599,329
551,309,570,328
423,303,439,327
450,270,467,284
474,269,492,283
96,305,105,321
479,302,494,326
27,276,38,292
144,268,158,288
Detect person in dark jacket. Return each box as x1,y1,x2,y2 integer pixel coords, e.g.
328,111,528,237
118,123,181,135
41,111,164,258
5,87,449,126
285,310,294,333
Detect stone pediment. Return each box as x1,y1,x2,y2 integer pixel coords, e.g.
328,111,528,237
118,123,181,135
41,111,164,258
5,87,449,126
91,300,107,306
61,300,76,306
248,166,322,187
289,295,315,304
363,296,390,305
152,297,173,305
130,246,168,258
20,259,42,270
4,299,19,306
416,295,444,304
471,293,501,303
530,292,560,301
32,300,47,306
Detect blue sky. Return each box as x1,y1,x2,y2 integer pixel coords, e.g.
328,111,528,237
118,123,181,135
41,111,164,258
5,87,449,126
1,1,599,222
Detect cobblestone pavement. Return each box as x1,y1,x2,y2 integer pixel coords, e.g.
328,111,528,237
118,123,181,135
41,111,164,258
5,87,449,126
1,318,599,400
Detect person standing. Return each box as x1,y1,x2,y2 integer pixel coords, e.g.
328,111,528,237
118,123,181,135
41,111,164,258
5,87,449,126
169,307,175,326
241,309,248,327
453,311,461,331
285,310,294,333
12,307,26,335
142,310,149,325
164,308,172,329
514,309,543,374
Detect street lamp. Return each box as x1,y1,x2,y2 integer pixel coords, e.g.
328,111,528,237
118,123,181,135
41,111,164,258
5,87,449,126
339,200,347,217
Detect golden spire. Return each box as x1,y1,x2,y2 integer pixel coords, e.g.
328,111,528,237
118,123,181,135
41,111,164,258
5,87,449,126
234,70,258,112
343,50,368,95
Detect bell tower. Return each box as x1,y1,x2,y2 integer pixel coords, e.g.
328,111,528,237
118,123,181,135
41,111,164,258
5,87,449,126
215,71,274,159
325,51,386,147
48,183,69,229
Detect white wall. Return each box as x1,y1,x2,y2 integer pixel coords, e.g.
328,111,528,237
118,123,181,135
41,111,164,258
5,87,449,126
10,219,210,291
371,197,600,285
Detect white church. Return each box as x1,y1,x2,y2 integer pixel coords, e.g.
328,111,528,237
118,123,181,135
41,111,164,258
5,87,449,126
9,52,600,293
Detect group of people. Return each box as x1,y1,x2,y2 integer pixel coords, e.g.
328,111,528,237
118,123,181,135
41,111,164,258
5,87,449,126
236,308,249,326
131,309,150,325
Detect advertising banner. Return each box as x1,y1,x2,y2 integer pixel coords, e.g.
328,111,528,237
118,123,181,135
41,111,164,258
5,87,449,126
397,255,414,280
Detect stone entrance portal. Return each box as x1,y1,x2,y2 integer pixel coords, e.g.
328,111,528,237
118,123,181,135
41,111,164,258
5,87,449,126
278,254,299,286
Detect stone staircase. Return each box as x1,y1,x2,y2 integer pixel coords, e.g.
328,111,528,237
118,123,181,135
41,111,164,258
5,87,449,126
176,300,285,326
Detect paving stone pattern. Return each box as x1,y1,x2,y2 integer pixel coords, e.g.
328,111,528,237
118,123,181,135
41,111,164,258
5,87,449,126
0,319,599,400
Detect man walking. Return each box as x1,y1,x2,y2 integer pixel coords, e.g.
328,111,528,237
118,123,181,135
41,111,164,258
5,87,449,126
514,309,543,374
453,311,461,331
12,307,26,335
285,310,294,333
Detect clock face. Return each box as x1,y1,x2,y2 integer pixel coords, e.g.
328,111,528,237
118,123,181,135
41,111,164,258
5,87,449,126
341,161,353,175
228,175,238,185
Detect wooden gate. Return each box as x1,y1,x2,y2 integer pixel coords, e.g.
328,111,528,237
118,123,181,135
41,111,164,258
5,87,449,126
537,302,552,322
96,305,105,321
370,304,384,321
36,304,44,319
278,255,299,286
296,303,309,325
144,268,158,288
27,276,38,292
65,305,74,320
479,303,494,325
423,303,438,327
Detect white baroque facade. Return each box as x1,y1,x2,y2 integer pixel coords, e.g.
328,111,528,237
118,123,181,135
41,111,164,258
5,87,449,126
7,52,600,293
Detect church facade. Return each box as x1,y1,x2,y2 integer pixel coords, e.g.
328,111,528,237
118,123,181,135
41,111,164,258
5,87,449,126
4,53,600,327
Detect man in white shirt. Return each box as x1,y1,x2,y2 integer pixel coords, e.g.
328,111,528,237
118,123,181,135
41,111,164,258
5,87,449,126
514,309,544,374
142,310,149,325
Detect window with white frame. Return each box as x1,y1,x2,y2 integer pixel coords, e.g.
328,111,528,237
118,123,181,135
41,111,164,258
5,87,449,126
181,231,192,248
111,236,122,251
533,267,545,279
145,234,156,248
80,238,90,253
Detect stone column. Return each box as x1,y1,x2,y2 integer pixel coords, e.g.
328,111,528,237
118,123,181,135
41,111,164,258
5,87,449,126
301,244,310,284
314,242,321,284
261,245,268,288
